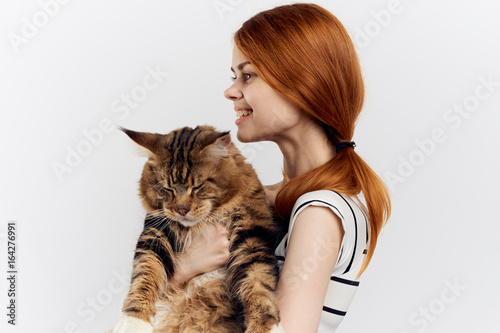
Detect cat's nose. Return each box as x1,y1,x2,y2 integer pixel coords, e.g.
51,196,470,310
177,205,189,216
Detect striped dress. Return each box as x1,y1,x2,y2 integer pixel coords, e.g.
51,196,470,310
275,190,370,332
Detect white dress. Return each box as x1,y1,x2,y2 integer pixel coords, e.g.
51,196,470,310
275,190,370,332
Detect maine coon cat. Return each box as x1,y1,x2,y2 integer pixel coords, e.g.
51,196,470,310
112,125,284,333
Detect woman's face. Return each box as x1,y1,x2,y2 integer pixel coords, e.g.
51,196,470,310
224,46,306,143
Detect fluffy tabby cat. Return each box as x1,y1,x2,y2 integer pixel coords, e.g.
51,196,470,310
112,125,284,333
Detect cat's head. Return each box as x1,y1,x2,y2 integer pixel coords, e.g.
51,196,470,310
122,125,242,228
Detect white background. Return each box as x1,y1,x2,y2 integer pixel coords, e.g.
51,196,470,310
1,0,499,332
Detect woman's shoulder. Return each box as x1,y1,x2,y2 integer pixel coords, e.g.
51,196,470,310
290,190,370,274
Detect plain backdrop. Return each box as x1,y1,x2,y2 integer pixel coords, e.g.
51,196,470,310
1,0,499,332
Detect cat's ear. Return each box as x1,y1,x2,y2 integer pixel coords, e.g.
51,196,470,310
120,127,159,157
202,132,232,159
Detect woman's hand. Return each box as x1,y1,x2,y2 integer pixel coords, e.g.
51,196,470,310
170,223,231,286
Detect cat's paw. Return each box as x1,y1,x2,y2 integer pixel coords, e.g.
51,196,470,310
269,323,286,333
112,315,153,333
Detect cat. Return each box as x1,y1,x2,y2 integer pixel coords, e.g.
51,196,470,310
111,125,284,333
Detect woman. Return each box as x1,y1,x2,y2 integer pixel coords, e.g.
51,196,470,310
172,3,391,332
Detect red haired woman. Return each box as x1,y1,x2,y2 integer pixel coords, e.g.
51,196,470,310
174,3,391,332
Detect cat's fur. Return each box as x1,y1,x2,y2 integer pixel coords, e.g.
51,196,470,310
113,125,283,333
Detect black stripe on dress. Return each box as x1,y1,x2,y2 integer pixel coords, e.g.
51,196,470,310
322,306,347,316
292,199,345,220
330,276,360,286
337,246,344,264
350,198,370,244
334,193,358,275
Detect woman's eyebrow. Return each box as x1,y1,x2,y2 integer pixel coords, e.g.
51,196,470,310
231,61,251,72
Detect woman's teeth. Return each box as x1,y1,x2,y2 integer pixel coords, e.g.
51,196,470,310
236,110,253,118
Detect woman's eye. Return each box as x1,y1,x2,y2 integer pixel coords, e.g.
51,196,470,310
231,73,255,83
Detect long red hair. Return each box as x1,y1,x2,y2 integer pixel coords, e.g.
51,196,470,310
234,3,391,274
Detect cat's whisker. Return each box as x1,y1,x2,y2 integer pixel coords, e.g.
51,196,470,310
147,208,167,216
150,170,171,179
159,218,173,231
150,215,172,231
199,212,221,227
143,214,170,232
138,182,165,201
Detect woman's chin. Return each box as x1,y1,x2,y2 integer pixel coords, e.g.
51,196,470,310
235,129,252,143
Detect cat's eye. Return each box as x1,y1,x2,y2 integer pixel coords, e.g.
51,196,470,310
192,183,204,192
160,187,174,196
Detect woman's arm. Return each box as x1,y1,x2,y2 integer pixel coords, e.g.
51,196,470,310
169,223,231,286
276,205,344,333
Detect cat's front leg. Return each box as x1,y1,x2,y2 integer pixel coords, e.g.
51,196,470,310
227,225,282,333
113,227,175,333
236,264,281,333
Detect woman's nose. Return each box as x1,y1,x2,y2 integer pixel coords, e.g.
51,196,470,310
224,83,243,101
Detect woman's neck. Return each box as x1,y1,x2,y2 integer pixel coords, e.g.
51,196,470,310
276,120,336,180
263,116,336,204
